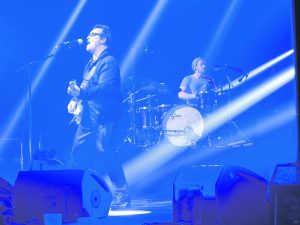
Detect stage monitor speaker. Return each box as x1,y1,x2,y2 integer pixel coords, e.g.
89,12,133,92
173,165,270,225
270,163,300,225
0,138,23,185
0,177,13,225
13,170,112,225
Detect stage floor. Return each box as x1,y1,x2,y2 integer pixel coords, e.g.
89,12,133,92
71,197,174,225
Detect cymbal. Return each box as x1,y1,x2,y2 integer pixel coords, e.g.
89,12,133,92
142,79,170,93
136,94,157,103
123,76,171,98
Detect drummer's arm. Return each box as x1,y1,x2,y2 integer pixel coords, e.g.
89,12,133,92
178,86,197,100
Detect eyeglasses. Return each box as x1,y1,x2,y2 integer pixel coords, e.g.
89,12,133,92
87,32,101,37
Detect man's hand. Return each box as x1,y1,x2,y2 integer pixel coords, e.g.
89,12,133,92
67,99,77,114
67,80,80,97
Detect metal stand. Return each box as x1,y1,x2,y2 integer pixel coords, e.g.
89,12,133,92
17,46,60,170
224,75,251,147
123,89,139,145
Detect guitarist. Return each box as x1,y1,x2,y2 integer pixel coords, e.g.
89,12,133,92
67,24,130,208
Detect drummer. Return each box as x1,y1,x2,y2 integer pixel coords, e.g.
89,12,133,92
178,57,217,109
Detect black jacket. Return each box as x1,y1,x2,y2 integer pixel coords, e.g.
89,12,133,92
79,49,121,127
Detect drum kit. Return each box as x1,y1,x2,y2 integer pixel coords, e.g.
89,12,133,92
122,88,173,148
122,81,232,149
122,67,250,149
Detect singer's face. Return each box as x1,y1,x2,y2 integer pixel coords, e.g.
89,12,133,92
195,59,206,74
86,28,103,53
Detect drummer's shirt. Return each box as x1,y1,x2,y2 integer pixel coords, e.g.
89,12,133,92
180,75,215,105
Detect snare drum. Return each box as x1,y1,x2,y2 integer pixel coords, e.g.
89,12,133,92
161,105,204,146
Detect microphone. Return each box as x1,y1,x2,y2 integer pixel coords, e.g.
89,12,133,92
209,65,224,71
238,73,249,82
56,39,84,48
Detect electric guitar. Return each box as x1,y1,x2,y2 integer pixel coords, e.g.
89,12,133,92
68,63,97,125
68,80,83,125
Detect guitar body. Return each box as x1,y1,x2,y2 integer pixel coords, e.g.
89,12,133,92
70,99,83,125
68,65,97,125
68,80,83,125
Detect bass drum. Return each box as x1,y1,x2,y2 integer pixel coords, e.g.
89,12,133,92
162,105,204,147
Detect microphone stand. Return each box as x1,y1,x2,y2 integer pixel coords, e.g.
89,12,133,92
226,75,234,89
17,46,60,170
224,64,249,84
224,75,250,147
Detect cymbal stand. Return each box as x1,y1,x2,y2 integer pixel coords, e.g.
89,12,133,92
124,46,140,146
126,91,137,145
124,87,142,145
225,75,235,142
146,96,155,128
146,96,158,147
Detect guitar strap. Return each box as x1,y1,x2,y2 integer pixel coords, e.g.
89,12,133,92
80,53,107,89
80,65,97,89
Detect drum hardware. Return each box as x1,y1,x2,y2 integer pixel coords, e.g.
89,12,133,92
122,79,174,149
222,64,249,84
186,103,198,109
137,106,157,129
226,120,252,147
206,135,213,148
122,87,143,146
162,126,200,140
225,75,235,89
123,90,161,148
127,92,138,145
122,70,170,148
154,104,173,127
224,75,244,145
136,95,158,129
217,74,251,147
195,91,218,112
161,129,184,135
135,94,156,103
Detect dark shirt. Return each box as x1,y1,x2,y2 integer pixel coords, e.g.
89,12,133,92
79,49,122,127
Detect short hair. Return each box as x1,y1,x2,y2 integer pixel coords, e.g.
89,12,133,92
191,57,206,71
93,24,112,46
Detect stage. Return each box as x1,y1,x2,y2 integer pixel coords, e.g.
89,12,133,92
0,0,299,224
